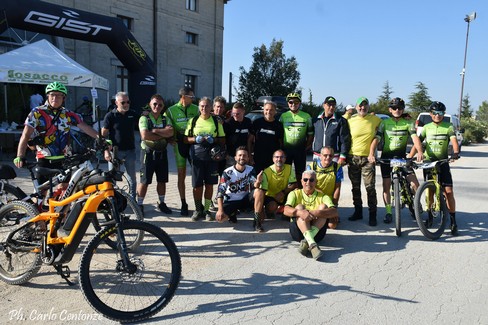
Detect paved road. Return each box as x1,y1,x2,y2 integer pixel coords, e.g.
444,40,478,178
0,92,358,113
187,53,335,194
0,140,487,325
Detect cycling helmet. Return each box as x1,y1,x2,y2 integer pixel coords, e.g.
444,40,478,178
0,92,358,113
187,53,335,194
45,81,67,95
388,97,405,109
210,144,226,161
429,101,446,112
286,92,301,102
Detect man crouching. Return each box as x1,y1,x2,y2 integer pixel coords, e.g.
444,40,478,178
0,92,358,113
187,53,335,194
284,170,339,260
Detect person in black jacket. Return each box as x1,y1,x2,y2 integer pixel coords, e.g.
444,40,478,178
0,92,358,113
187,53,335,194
312,96,351,166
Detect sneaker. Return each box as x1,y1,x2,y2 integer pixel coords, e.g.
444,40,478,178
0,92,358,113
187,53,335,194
383,213,392,224
209,199,218,213
180,202,189,216
297,239,309,256
138,205,144,217
369,217,377,227
309,244,323,260
157,202,172,214
253,220,264,233
450,224,459,236
205,211,215,221
191,210,204,221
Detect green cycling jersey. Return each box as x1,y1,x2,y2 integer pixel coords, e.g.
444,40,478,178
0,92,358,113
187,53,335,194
376,118,416,158
419,121,456,161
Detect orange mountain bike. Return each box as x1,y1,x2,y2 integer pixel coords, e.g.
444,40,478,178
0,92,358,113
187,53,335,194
0,161,181,322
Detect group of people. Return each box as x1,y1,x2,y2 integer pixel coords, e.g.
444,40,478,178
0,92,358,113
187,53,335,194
13,82,461,261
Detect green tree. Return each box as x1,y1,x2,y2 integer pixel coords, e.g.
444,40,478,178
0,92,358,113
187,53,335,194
408,81,431,114
236,39,300,109
370,81,393,114
461,94,473,118
476,100,488,123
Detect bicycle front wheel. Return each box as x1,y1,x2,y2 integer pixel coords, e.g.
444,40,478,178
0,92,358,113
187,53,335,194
414,181,448,240
93,190,144,251
0,201,42,285
393,177,402,237
79,221,181,323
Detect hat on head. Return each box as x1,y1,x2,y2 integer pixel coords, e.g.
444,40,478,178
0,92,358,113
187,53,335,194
345,104,355,111
324,96,337,104
356,97,369,105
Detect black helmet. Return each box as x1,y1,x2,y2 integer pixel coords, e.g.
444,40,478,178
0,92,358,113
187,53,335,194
388,97,405,109
210,144,226,161
429,101,446,112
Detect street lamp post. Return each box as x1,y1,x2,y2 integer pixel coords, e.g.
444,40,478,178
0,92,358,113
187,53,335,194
459,11,476,118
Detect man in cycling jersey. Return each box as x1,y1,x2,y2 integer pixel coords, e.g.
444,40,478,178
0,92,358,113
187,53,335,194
166,87,199,216
284,170,339,260
307,146,343,206
184,97,226,222
253,149,297,232
15,82,100,184
417,101,460,236
369,98,424,223
279,92,314,183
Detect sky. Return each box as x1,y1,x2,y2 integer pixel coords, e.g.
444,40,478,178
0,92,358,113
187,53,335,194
221,0,488,116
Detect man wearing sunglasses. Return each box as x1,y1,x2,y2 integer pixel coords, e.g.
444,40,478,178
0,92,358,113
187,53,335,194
370,97,424,224
417,101,460,235
137,94,174,215
102,91,138,198
284,170,339,260
279,92,314,183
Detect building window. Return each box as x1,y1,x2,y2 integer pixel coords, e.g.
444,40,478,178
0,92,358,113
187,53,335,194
117,15,133,31
117,66,129,92
185,75,196,91
185,32,198,45
186,0,197,11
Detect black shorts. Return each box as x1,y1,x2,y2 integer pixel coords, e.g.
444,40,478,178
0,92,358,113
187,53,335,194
380,163,415,179
264,195,285,206
223,195,253,216
423,161,453,187
191,159,219,187
289,218,327,242
139,149,168,185
36,158,65,185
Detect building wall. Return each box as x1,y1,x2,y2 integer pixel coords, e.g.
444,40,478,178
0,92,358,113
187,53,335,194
40,0,226,106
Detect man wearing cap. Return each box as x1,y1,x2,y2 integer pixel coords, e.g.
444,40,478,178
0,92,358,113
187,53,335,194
344,104,355,117
279,92,314,183
346,97,382,226
312,96,351,166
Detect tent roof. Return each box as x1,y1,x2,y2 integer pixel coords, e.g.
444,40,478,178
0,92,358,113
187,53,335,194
0,39,109,90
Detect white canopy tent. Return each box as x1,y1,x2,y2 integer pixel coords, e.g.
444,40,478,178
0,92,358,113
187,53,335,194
0,39,109,121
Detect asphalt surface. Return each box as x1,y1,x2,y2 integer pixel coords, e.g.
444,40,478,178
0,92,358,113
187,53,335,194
0,137,487,325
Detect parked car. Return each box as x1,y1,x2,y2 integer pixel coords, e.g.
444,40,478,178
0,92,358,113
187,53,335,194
415,112,463,154
245,95,288,122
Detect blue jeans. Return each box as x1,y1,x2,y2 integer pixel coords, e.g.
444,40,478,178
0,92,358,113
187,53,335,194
108,149,137,198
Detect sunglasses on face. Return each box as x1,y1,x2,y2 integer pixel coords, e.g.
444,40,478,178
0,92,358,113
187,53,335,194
288,101,300,105
432,111,445,116
184,95,195,99
120,101,130,105
390,107,404,111
302,178,315,183
152,102,163,107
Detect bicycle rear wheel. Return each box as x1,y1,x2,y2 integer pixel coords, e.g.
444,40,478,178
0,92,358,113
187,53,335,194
414,181,448,240
79,221,181,323
93,190,144,250
0,201,42,285
393,178,401,237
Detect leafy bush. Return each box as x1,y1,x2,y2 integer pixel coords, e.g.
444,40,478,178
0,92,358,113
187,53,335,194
461,117,487,144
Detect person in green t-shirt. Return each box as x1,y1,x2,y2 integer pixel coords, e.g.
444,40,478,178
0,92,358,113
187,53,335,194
346,97,382,226
284,170,339,260
137,94,174,215
165,87,199,216
370,97,424,224
184,97,226,222
417,101,460,236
